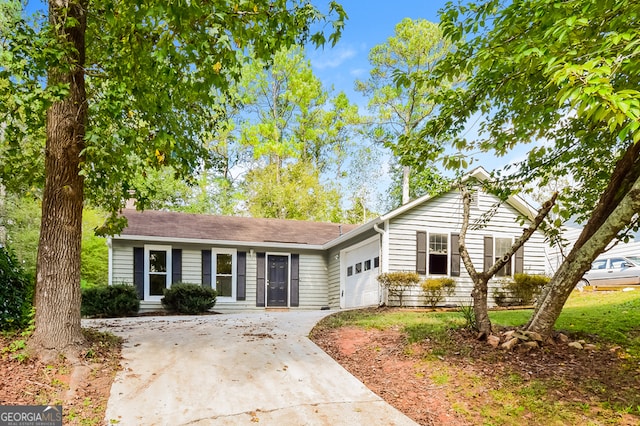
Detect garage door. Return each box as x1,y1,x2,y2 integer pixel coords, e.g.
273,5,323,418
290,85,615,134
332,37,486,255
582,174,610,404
343,239,380,308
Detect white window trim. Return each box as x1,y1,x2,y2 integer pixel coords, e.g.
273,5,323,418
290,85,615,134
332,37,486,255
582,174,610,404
213,248,237,303
426,230,452,277
144,245,172,302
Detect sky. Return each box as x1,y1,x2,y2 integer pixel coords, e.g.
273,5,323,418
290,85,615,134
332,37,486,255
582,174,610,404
305,0,533,182
308,0,450,107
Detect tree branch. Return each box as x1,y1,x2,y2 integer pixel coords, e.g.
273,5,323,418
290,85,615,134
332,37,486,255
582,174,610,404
485,192,558,278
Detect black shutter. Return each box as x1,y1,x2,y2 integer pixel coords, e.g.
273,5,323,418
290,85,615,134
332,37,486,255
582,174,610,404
237,252,246,301
450,233,460,277
202,250,212,289
515,245,524,274
172,249,182,284
256,252,265,307
291,254,299,307
416,231,427,275
133,247,144,299
484,236,493,273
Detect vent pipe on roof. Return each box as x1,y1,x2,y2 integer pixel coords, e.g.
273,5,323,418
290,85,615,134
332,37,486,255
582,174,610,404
339,225,343,236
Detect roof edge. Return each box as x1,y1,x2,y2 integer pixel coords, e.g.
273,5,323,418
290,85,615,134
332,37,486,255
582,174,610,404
112,234,326,251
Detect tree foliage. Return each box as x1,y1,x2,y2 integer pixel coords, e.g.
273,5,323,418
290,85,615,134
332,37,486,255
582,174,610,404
411,0,640,338
244,161,343,221
0,0,346,357
356,18,452,204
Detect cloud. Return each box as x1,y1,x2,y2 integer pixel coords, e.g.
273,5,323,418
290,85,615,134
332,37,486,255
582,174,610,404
349,68,367,78
311,47,357,69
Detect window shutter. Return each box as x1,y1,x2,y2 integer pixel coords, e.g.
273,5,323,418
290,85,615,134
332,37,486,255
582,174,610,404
416,231,427,275
201,250,212,289
515,245,524,274
291,254,300,307
237,252,246,301
133,247,144,299
450,233,460,277
172,249,182,284
256,252,266,307
484,236,493,273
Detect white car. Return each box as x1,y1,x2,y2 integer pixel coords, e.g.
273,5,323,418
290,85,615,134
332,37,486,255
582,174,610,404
577,256,640,290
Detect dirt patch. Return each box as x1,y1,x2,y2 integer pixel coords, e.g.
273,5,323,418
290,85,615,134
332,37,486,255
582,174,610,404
0,330,121,425
311,324,640,425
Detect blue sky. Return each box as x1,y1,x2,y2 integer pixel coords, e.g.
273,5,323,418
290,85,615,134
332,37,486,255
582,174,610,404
308,0,450,107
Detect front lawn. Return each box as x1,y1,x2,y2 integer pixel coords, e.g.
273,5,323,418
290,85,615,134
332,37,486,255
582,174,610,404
311,290,640,425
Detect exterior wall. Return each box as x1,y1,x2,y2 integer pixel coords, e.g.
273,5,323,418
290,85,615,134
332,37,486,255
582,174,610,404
386,189,547,308
110,240,328,310
298,252,330,308
326,229,381,309
181,249,201,284
111,240,135,285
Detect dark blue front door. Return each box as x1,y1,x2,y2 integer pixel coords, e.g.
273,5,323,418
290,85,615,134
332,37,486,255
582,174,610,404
267,255,288,307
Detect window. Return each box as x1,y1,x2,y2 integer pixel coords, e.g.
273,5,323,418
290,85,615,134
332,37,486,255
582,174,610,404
429,233,448,275
495,238,512,277
347,266,353,276
144,245,172,301
213,249,236,300
374,256,380,268
355,262,362,274
364,259,371,271
609,257,627,269
591,259,607,270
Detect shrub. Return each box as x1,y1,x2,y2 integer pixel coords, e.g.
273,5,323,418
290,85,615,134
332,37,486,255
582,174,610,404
81,284,140,318
421,277,456,308
0,246,33,331
377,272,421,307
494,273,550,306
161,283,217,314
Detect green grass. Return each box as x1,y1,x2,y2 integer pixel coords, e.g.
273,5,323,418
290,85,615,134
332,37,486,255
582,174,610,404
489,290,640,356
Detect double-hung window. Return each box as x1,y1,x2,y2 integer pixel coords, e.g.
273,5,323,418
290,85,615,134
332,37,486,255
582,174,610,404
495,237,513,277
213,249,237,301
144,245,172,301
417,231,453,275
428,233,448,275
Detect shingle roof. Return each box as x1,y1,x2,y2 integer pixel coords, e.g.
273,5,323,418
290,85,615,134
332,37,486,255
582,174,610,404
118,209,359,246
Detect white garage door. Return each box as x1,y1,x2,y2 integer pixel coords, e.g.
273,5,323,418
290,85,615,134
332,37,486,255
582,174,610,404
343,239,380,308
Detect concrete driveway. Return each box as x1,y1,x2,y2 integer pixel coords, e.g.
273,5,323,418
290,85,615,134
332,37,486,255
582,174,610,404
87,311,417,425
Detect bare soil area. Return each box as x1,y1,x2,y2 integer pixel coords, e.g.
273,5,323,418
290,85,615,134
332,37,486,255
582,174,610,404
0,330,121,425
2,313,639,425
310,318,640,425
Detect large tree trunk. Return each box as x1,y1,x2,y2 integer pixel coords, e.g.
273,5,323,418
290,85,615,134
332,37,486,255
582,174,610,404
402,165,410,204
30,0,88,359
526,172,640,337
457,183,556,338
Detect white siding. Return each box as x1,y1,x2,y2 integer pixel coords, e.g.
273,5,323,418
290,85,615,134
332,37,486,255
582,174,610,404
112,241,134,285
298,253,329,308
386,189,547,307
181,249,201,284
327,248,341,308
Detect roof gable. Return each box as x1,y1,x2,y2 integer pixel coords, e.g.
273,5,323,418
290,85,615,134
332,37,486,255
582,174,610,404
380,167,537,223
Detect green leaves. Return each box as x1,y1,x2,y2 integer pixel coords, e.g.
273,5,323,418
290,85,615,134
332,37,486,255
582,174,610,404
1,0,346,228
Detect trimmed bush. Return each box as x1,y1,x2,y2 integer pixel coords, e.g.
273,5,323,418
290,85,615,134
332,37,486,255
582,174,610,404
0,246,33,330
421,277,456,307
81,284,140,318
494,273,550,306
161,283,217,314
377,271,421,307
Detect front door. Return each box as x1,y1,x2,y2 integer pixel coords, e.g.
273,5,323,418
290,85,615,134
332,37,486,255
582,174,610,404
267,255,288,307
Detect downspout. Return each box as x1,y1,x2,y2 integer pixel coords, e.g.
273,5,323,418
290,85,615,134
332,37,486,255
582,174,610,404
373,223,385,306
107,237,113,286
